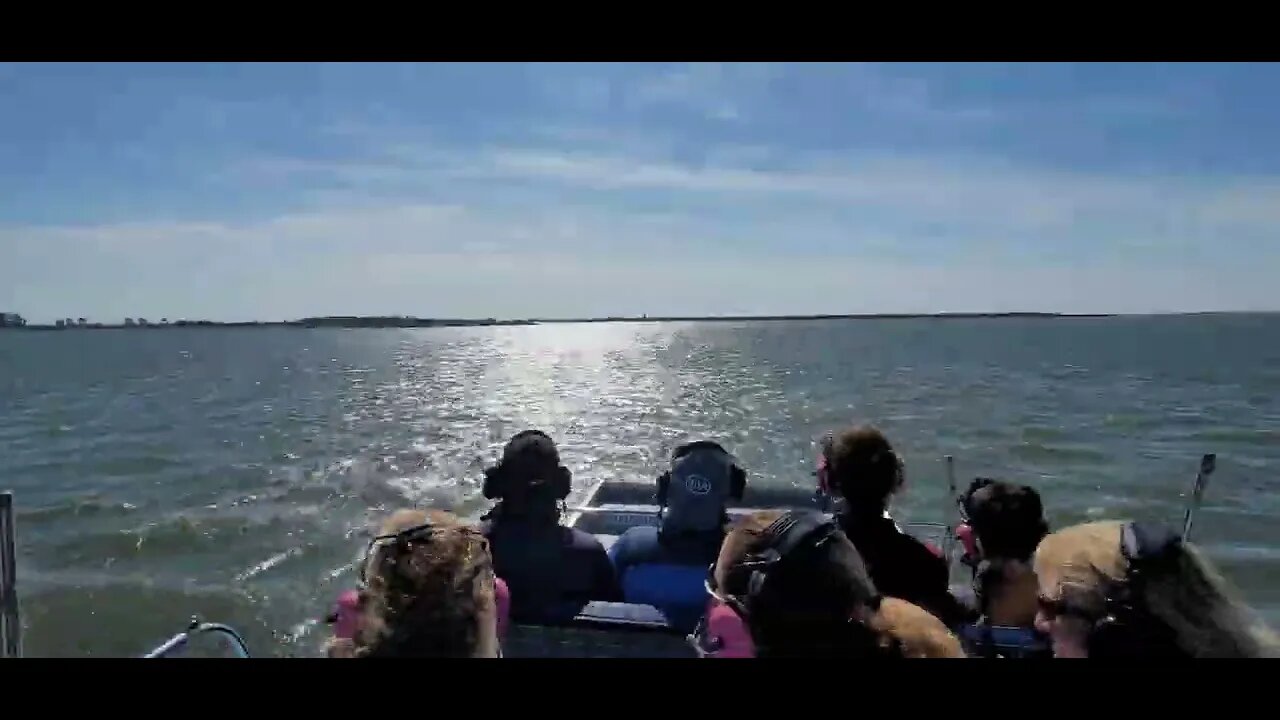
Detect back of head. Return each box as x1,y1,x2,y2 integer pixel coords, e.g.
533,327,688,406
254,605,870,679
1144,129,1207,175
962,478,1049,561
659,440,745,536
484,430,572,519
349,508,498,658
713,509,884,657
1035,519,1280,658
823,425,903,514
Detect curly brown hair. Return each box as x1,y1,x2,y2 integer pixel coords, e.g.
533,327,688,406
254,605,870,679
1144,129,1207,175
335,509,498,658
823,425,905,512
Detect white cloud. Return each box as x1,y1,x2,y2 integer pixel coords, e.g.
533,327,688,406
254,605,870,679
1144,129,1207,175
4,174,1277,324
6,63,1279,321
227,137,1280,261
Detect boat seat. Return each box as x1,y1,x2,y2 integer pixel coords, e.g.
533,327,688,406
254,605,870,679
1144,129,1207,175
502,601,695,658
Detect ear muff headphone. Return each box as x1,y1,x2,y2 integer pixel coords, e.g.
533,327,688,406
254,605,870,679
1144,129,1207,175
482,465,503,500
482,431,572,503
656,441,747,506
1086,521,1185,658
482,463,572,501
704,511,884,657
717,511,875,615
728,511,838,609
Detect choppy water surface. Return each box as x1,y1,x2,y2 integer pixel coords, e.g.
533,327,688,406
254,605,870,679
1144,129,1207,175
3,315,1280,656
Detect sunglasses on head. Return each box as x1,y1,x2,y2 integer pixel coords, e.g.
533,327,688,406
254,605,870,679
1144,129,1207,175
1036,585,1101,623
358,522,490,585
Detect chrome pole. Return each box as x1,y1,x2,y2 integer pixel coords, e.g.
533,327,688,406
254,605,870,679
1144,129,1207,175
943,455,957,572
1,491,21,658
143,617,251,658
1182,453,1216,543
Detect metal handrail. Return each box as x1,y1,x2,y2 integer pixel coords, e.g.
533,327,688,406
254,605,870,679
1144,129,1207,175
143,617,251,658
1182,453,1216,542
1,491,20,659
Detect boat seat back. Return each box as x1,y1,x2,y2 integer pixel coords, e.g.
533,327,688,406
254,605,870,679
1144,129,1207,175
618,563,708,632
502,601,696,658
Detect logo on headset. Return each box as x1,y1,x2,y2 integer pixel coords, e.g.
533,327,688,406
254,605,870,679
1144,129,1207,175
684,474,712,495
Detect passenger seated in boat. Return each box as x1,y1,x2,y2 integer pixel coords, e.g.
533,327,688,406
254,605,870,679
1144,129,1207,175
954,478,1051,657
1033,519,1280,658
479,430,622,624
692,509,967,658
819,426,971,627
608,440,747,632
325,508,505,658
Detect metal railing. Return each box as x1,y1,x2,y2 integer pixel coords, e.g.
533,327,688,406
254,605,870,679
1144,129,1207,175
1,491,20,658
143,617,251,658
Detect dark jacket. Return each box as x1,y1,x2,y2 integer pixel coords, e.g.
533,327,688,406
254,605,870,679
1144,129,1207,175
837,512,972,628
480,508,623,624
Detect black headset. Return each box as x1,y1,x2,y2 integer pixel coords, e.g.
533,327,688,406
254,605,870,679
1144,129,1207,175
715,511,876,615
481,430,572,503
706,510,886,657
655,440,746,506
1085,521,1186,658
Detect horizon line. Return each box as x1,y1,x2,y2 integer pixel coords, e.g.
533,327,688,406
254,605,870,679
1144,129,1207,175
6,309,1280,330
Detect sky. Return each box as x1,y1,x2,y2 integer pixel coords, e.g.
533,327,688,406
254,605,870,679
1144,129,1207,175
2,62,1279,323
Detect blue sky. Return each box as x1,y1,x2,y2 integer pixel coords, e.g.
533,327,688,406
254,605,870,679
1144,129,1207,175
2,62,1279,322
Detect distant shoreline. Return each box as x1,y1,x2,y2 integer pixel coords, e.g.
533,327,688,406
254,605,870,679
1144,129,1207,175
0,311,1138,331
7,311,1275,332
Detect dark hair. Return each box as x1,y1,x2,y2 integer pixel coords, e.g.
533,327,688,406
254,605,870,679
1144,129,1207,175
673,439,730,461
824,426,903,512
715,511,884,658
715,510,966,658
962,478,1048,561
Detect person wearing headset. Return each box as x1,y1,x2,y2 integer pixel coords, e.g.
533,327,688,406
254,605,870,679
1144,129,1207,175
691,508,967,658
952,477,1052,657
1033,519,1280,658
479,430,622,624
819,425,971,628
608,440,748,633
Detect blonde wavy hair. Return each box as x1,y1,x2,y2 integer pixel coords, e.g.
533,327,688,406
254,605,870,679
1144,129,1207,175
1035,520,1280,658
328,508,499,658
715,510,966,658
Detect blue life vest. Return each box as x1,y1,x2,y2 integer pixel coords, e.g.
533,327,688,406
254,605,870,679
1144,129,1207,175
608,526,722,633
957,623,1050,658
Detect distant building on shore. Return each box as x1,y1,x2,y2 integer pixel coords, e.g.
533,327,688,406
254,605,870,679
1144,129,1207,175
1,312,26,328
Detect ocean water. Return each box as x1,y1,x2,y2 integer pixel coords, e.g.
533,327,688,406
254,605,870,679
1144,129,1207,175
2,315,1279,657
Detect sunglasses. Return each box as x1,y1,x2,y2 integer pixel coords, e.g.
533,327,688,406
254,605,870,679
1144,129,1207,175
1036,594,1067,619
359,522,491,585
1036,590,1100,623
